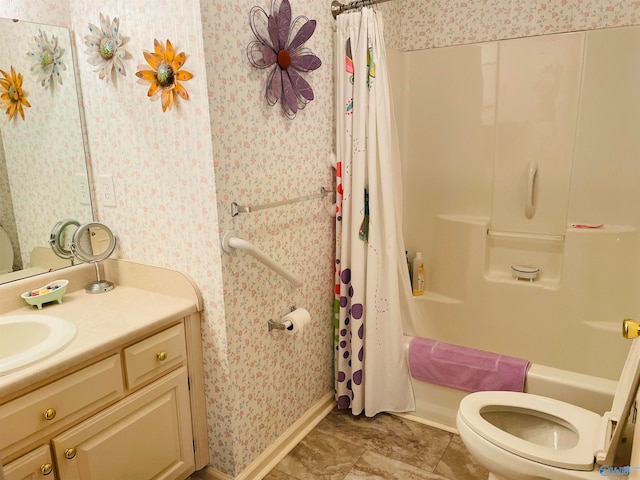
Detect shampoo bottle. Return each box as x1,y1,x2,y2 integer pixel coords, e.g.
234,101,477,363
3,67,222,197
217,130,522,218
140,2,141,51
412,252,425,296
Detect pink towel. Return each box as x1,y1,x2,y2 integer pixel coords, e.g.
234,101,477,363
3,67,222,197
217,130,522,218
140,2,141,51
408,337,530,392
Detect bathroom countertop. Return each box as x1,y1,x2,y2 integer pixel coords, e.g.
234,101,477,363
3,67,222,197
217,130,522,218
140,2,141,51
0,262,202,400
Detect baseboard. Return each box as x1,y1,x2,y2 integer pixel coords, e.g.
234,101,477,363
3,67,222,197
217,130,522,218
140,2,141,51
193,392,335,480
392,411,459,434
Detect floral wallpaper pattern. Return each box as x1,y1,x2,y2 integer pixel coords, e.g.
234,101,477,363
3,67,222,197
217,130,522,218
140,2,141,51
201,0,335,473
380,0,640,51
1,0,640,478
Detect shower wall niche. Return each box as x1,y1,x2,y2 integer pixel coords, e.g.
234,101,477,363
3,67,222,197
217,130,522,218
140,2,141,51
394,25,640,297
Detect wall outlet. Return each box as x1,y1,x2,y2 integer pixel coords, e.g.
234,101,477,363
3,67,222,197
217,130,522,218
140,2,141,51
75,173,91,206
97,174,117,207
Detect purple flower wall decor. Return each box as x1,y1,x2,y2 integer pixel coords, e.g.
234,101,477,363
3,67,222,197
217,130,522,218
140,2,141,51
247,0,322,119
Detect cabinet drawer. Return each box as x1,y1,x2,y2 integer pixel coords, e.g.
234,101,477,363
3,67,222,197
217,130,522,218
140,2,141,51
4,444,56,480
123,324,186,389
0,355,123,454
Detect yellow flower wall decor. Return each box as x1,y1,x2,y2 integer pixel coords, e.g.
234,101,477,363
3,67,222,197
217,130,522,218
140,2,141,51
135,39,193,112
0,67,31,121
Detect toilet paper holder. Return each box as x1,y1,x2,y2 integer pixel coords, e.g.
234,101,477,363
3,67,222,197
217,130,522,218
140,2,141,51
268,306,296,333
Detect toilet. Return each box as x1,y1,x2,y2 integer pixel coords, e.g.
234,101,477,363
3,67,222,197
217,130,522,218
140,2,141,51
456,334,640,480
0,226,14,274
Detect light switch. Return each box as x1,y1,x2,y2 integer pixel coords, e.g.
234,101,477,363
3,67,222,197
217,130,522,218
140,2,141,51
75,173,91,206
97,174,117,207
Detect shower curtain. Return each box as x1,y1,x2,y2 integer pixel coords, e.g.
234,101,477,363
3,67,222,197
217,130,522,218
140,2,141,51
334,7,415,416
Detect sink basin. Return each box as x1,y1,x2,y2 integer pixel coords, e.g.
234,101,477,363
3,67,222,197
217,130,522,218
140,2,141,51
0,315,76,375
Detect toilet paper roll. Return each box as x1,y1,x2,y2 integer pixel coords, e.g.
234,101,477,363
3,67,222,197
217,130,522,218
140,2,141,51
283,308,311,335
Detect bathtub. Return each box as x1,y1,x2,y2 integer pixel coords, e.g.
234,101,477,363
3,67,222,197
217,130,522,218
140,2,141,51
403,335,618,430
399,215,640,429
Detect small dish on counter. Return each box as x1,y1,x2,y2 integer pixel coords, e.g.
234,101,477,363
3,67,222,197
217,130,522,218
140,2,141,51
21,279,69,309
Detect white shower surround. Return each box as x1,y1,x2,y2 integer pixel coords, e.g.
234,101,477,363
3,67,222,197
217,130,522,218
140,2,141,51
392,25,640,429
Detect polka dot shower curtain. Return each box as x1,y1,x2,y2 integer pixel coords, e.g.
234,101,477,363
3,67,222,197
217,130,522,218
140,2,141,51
334,7,415,416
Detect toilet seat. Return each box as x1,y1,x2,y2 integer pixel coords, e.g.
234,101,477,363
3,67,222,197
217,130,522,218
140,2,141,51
458,391,602,471
456,336,640,479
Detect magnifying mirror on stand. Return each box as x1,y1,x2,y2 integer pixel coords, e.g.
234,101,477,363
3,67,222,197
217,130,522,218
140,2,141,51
49,219,81,262
70,222,117,294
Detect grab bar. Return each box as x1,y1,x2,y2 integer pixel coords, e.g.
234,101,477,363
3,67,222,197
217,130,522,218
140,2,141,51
525,161,538,219
221,231,303,289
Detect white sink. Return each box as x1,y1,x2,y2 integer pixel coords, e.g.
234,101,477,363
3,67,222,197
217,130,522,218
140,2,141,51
0,315,76,375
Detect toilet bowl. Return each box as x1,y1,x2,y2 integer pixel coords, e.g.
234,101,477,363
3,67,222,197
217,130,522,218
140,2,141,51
0,226,13,275
456,334,640,480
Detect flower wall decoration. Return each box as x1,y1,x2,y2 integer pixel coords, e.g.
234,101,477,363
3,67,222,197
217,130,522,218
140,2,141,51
0,66,31,121
247,0,322,119
135,39,193,112
84,13,128,80
27,29,66,91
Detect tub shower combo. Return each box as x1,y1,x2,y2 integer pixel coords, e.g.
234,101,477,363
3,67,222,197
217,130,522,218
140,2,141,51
390,24,640,427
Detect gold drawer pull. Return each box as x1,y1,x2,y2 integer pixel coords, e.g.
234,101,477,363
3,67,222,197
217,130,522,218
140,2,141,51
43,408,57,421
157,351,168,361
40,463,53,475
65,448,77,459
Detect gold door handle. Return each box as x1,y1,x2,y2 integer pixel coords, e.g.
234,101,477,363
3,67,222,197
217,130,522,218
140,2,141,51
43,408,56,421
623,319,640,339
40,463,53,475
157,351,167,361
65,448,77,459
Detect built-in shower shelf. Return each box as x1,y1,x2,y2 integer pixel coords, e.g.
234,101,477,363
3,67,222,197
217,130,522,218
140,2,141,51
484,271,560,290
414,291,463,305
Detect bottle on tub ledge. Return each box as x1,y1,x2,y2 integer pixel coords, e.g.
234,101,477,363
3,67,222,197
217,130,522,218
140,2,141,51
412,252,425,296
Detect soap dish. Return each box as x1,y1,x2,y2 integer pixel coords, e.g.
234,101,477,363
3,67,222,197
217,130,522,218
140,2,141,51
21,279,69,309
511,266,540,282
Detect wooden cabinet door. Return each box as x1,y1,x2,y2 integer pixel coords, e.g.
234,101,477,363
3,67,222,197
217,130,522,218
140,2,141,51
51,367,194,480
4,445,56,480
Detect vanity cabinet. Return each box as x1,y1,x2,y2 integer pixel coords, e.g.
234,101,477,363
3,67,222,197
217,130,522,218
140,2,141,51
1,313,207,480
3,445,54,480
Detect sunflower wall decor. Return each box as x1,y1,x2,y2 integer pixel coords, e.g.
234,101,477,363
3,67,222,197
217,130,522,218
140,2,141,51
135,39,193,113
0,66,31,121
247,0,322,119
84,13,129,81
27,29,66,91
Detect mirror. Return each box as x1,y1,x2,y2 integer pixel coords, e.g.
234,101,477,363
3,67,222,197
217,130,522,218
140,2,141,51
71,222,117,294
0,18,93,284
49,218,81,261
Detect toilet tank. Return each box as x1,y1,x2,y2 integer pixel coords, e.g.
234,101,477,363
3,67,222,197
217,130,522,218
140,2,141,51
0,226,14,274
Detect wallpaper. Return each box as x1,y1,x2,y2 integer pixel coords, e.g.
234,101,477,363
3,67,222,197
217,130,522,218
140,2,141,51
1,0,639,478
381,0,640,51
200,0,336,473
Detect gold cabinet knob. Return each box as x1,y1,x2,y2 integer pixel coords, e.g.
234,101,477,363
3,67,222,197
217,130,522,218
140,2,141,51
40,463,53,475
43,408,56,421
623,319,640,339
157,351,167,361
64,448,76,459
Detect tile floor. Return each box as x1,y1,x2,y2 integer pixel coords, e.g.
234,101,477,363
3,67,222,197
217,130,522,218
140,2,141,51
264,408,490,480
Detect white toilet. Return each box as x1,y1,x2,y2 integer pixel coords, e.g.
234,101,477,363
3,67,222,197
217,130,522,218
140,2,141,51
0,226,14,275
456,334,640,480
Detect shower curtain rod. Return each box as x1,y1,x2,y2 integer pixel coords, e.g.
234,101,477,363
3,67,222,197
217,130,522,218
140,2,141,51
331,0,393,19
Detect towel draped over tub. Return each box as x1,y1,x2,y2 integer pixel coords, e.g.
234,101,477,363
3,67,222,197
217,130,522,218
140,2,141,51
408,337,531,392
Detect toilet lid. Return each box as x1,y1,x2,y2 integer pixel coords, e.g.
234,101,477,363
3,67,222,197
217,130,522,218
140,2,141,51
0,227,13,272
594,335,640,465
458,391,602,470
